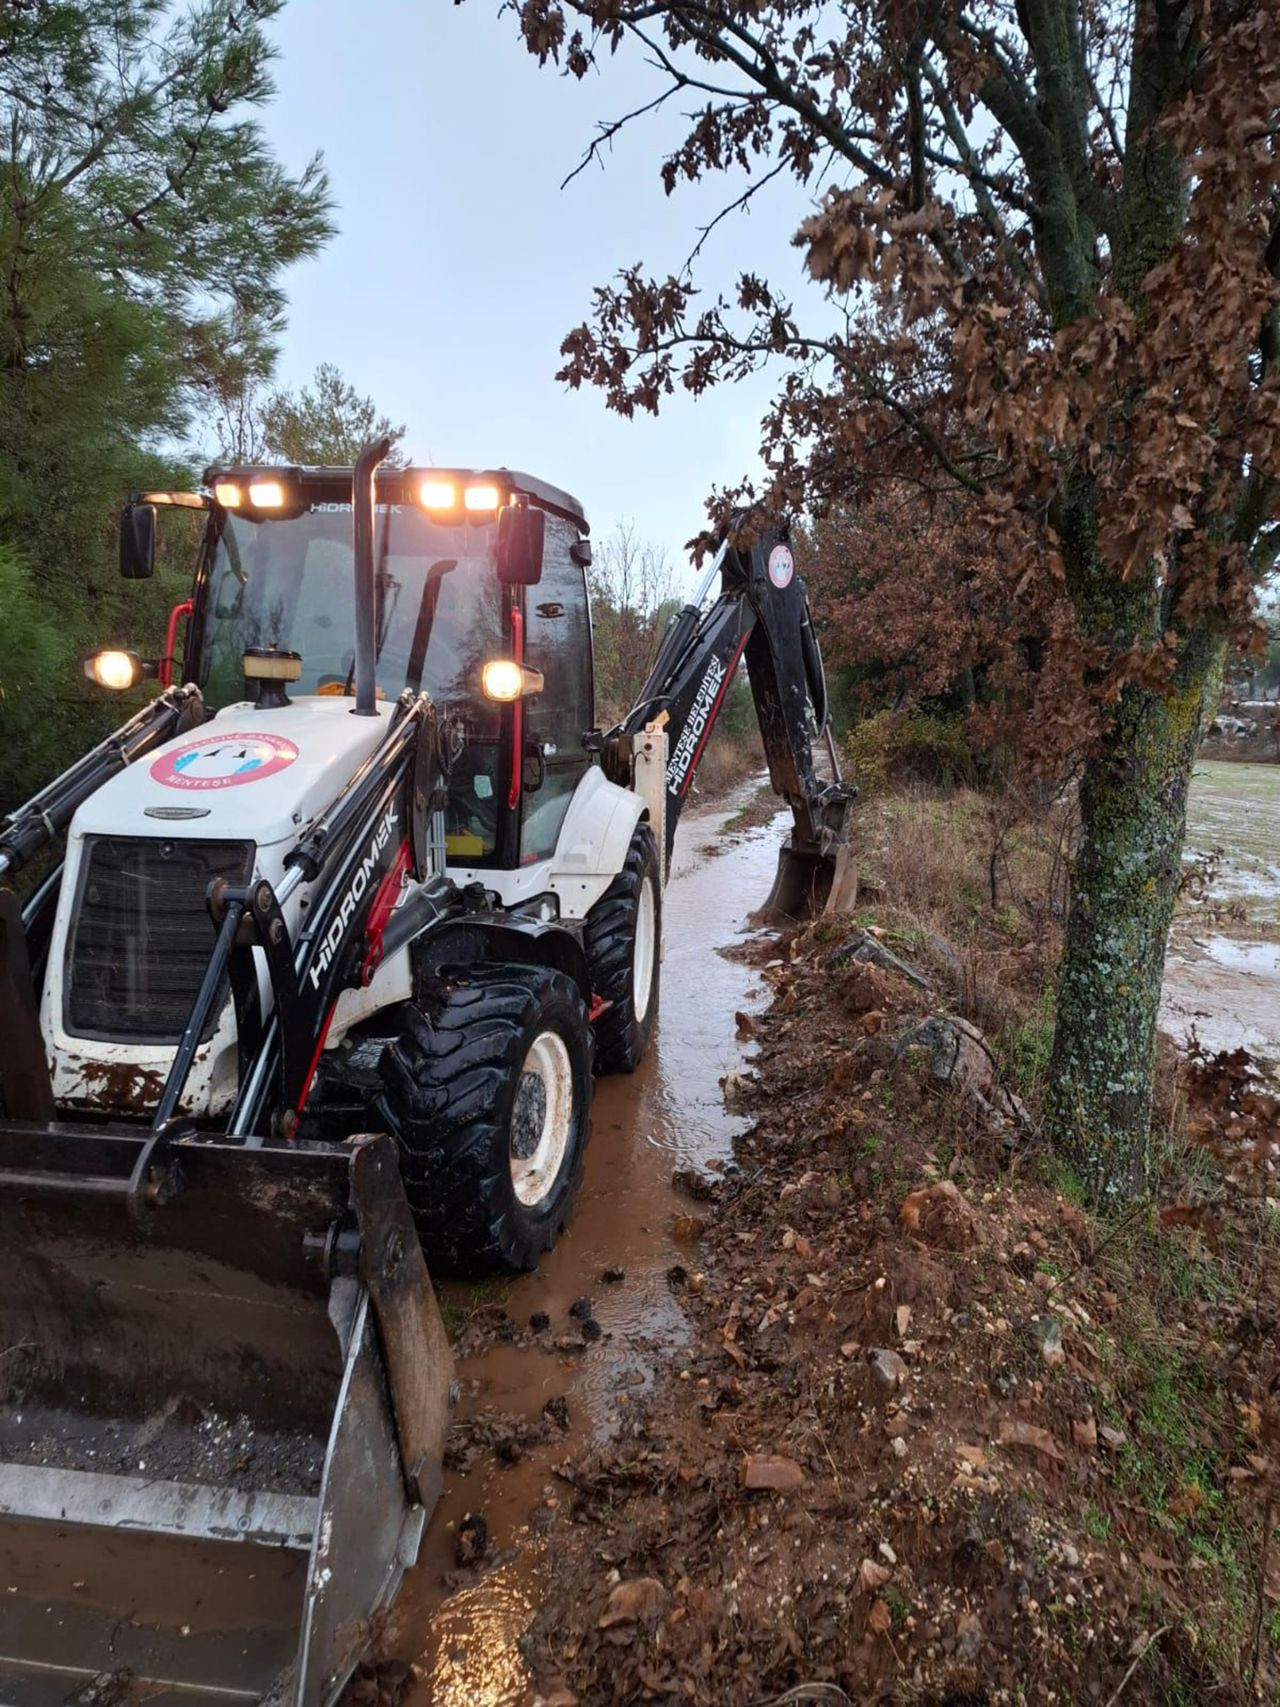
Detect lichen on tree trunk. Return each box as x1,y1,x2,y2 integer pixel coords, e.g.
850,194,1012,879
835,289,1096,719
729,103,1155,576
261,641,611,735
1045,624,1223,1200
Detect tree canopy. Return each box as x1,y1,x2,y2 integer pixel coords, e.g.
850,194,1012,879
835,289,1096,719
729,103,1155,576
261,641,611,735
507,0,1280,1200
0,0,333,802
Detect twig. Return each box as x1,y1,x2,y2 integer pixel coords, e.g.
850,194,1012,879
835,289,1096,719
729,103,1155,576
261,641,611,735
1102,1625,1171,1707
753,1684,854,1705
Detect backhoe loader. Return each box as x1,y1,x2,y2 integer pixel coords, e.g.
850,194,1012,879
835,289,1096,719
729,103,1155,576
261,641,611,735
0,439,853,1705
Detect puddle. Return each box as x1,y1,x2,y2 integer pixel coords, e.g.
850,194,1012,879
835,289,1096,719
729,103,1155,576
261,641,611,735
389,781,789,1704
1162,761,1280,1066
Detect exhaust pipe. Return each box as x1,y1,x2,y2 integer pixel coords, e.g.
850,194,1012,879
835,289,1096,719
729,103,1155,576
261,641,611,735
352,436,393,717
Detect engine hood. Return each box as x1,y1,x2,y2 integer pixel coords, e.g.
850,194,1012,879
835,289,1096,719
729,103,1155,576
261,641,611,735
71,697,396,849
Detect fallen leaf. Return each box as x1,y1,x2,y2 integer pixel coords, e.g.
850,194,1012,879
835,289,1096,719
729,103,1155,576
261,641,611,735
956,1443,988,1470
734,1010,758,1039
1138,1550,1179,1574
740,1453,806,1491
1072,1416,1098,1449
598,1577,668,1628
866,1598,893,1635
671,1212,708,1240
858,1558,892,1593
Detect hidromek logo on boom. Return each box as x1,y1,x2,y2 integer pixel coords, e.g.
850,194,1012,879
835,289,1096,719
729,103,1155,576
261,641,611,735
666,655,727,795
309,804,399,988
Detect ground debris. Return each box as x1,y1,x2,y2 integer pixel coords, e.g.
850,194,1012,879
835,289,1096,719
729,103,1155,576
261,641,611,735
597,1576,668,1628
739,1451,806,1490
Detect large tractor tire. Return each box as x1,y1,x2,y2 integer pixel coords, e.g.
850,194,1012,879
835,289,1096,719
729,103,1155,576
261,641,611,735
584,821,661,1074
378,963,593,1276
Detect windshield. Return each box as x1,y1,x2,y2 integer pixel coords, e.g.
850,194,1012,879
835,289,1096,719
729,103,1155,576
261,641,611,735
200,504,508,714
199,503,510,860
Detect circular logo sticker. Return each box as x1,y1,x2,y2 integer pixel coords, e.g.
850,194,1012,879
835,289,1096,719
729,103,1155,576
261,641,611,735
151,731,299,792
768,544,795,589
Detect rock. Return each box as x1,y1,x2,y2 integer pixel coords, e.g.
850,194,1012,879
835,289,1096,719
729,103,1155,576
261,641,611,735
894,1304,912,1339
740,1452,806,1491
1072,1416,1098,1449
671,1211,709,1240
568,1297,594,1321
878,1541,898,1565
529,1312,551,1332
955,1610,984,1662
859,1558,892,1593
580,1318,603,1343
597,1576,668,1628
1099,1424,1127,1450
1062,1542,1080,1568
869,1349,909,1393
828,928,931,989
602,1267,625,1284
997,1419,1065,1464
455,1511,488,1567
893,1015,1029,1128
891,1436,908,1459
1034,1316,1065,1366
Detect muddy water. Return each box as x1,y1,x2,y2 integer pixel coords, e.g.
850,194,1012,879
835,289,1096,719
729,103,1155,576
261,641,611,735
389,784,788,1704
1161,759,1280,1067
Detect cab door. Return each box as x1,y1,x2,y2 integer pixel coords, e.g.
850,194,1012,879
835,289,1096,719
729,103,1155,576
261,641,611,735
519,518,594,864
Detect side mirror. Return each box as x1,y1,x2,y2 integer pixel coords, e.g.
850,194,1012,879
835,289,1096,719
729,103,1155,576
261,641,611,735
496,501,545,586
120,502,156,580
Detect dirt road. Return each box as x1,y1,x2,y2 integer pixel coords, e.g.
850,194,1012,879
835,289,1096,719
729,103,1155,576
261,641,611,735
381,783,784,1703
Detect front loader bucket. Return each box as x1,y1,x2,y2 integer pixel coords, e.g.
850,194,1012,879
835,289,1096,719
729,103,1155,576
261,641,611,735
0,1124,451,1707
761,840,858,924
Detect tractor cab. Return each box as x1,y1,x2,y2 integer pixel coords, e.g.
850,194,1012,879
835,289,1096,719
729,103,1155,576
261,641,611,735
128,465,595,873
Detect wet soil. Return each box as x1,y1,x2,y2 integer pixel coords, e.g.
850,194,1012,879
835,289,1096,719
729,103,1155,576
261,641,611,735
1162,759,1280,1068
383,782,787,1704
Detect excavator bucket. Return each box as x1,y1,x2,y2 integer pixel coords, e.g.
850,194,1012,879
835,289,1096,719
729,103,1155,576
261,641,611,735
761,839,858,924
0,1124,451,1707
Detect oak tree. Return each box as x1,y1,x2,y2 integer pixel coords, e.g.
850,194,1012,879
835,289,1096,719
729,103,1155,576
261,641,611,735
508,0,1280,1201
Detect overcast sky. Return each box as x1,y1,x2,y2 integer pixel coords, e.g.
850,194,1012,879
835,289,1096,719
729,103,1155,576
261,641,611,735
259,0,820,591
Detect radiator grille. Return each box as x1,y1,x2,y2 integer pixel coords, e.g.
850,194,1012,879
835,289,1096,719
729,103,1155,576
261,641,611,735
64,837,254,1044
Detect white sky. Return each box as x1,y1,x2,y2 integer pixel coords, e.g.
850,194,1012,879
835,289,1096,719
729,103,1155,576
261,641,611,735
259,0,820,592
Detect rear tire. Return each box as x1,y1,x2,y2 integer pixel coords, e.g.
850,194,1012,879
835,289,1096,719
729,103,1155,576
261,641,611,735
378,963,593,1276
584,822,661,1074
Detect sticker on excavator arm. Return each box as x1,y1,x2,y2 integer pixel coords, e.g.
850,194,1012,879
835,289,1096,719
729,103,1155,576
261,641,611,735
151,731,299,790
768,544,794,589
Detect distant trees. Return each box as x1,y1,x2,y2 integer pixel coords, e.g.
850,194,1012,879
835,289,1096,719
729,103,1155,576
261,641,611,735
589,520,678,721
0,1,333,805
211,361,407,468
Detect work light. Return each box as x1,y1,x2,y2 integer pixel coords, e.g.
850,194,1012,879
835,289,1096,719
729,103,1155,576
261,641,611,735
481,660,544,701
83,650,147,691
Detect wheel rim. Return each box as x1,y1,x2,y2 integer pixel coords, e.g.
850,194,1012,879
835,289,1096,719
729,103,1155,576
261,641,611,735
633,873,656,1024
509,1029,575,1208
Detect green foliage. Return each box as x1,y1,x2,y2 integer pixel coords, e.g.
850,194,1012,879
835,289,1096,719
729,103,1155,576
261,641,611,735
0,548,75,807
0,1,333,810
258,364,407,466
844,709,975,798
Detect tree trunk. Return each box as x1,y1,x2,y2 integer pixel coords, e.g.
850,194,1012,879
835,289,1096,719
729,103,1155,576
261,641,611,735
1045,625,1224,1200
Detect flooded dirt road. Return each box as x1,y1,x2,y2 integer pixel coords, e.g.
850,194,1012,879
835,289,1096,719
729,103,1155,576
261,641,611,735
1161,759,1280,1068
386,783,787,1705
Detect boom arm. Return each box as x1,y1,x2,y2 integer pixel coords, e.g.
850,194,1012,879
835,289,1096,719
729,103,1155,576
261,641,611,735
616,523,855,919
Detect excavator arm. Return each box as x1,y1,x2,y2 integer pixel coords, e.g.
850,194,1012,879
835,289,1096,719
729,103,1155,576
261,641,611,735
610,522,856,919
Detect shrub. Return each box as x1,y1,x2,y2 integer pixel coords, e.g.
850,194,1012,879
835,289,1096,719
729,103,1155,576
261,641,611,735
844,709,974,797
